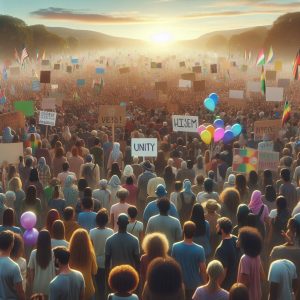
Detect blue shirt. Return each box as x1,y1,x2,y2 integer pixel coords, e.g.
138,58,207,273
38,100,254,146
0,226,22,235
143,199,179,223
172,241,205,290
78,211,97,231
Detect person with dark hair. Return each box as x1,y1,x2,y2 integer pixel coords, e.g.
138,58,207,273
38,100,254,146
108,265,139,299
142,257,185,300
154,150,167,177
48,185,66,216
0,208,22,234
127,206,144,240
122,175,138,206
190,203,211,257
51,220,69,248
172,221,206,299
261,185,277,212
83,187,101,212
49,247,85,300
192,175,204,195
78,197,97,231
279,168,297,211
90,137,103,172
232,204,250,236
220,188,241,227
52,147,67,178
0,231,25,300
214,217,239,291
176,161,195,184
108,162,122,180
247,170,259,194
89,208,113,300
62,207,80,241
57,162,76,186
163,165,176,195
262,169,274,191
170,180,183,209
235,174,249,203
68,146,84,179
237,227,265,300
229,283,249,300
146,198,182,248
80,154,100,190
196,178,219,203
28,230,56,297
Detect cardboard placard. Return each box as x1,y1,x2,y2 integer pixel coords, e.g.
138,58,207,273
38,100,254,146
254,119,281,141
53,64,60,70
41,60,50,66
41,98,56,110
99,105,126,127
71,58,79,65
0,112,25,132
96,67,105,74
266,87,284,102
32,79,41,92
193,80,205,92
229,90,244,99
151,62,162,69
0,143,23,164
258,150,279,171
131,138,158,157
266,70,277,81
247,81,261,93
14,101,34,117
257,141,274,152
179,80,192,88
119,67,130,74
40,71,51,84
155,81,168,92
181,73,196,81
172,115,199,133
192,66,202,73
278,79,290,88
210,64,217,73
232,148,258,173
39,111,57,126
66,66,72,73
179,61,186,67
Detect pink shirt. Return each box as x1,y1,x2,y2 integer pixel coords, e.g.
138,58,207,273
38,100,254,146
237,255,262,300
110,202,131,231
122,184,138,206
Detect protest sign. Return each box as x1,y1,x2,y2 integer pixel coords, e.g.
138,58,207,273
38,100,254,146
274,60,282,72
51,84,58,90
151,62,162,69
179,80,192,88
71,58,79,64
131,138,158,157
9,67,20,76
229,90,244,99
39,111,57,126
247,81,261,93
96,67,105,74
192,66,201,73
66,66,72,73
155,81,168,93
0,143,23,165
266,87,284,102
53,64,60,70
258,150,279,171
0,112,25,132
77,79,85,87
41,60,50,66
278,79,290,88
179,61,186,67
99,105,126,127
14,101,34,117
181,73,196,81
40,71,51,84
193,80,205,92
41,98,56,110
254,119,281,141
266,70,277,81
232,148,258,173
32,79,41,92
210,64,217,73
258,141,274,152
119,67,130,74
172,115,199,133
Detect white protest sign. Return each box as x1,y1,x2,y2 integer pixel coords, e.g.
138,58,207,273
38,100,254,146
247,81,261,93
266,87,284,102
258,141,274,152
172,115,199,133
229,90,244,99
0,143,23,164
39,111,57,126
179,79,192,88
131,138,158,157
41,98,56,110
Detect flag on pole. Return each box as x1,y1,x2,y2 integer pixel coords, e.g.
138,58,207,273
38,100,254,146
244,50,247,61
282,101,291,126
42,50,46,60
256,49,265,66
14,48,20,64
292,49,300,80
267,46,274,64
20,48,29,65
261,66,266,95
248,51,252,62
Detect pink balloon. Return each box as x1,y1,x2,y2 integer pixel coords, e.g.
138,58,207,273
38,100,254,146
23,228,39,246
214,128,225,142
225,125,231,131
197,125,206,134
20,212,37,230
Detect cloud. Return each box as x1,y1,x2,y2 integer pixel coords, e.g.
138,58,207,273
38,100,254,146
30,7,152,24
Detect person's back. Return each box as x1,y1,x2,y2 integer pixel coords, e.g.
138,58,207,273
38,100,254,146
78,211,97,231
280,182,297,211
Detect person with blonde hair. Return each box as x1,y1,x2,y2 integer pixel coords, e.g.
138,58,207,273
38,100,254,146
69,229,97,300
8,177,25,223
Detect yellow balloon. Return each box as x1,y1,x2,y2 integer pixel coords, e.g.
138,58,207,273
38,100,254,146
206,125,215,137
200,130,212,145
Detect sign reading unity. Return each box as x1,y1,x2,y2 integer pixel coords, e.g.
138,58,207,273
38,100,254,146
99,105,126,127
172,115,199,133
131,138,158,157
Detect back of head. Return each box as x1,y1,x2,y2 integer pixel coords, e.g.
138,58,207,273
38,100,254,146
0,230,14,252
204,178,213,193
63,207,74,221
127,206,138,219
229,283,249,300
183,221,196,239
207,260,224,282
217,217,232,235
157,198,170,215
238,226,262,257
53,246,70,266
52,220,65,240
96,208,109,227
81,197,93,210
220,188,240,214
116,188,129,201
142,233,169,260
280,168,290,182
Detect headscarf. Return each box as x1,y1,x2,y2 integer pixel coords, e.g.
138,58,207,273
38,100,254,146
2,127,13,143
183,179,193,194
37,157,47,172
0,193,6,210
63,175,78,207
228,174,236,186
111,142,121,161
180,161,187,169
147,177,166,197
99,179,108,189
248,190,263,214
196,155,204,169
108,175,121,189
123,165,134,177
62,126,71,141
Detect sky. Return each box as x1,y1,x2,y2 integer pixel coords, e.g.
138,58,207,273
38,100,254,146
0,0,300,41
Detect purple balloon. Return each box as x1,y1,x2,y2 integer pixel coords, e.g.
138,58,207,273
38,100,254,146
223,130,235,144
23,228,39,246
20,212,37,230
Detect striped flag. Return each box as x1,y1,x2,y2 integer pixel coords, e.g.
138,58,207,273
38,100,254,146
256,49,265,66
20,48,29,65
282,101,291,127
267,46,274,64
293,49,300,80
261,66,266,95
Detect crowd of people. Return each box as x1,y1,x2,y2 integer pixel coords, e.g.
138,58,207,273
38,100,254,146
0,55,300,300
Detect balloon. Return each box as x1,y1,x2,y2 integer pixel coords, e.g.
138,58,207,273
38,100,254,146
204,98,215,112
232,123,242,137
206,125,215,137
197,125,206,134
23,228,39,246
209,93,219,105
214,128,225,142
200,130,212,145
225,125,232,131
213,119,224,129
20,212,37,230
223,130,235,144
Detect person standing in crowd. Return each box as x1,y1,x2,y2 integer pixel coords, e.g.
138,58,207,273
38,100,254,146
62,207,80,241
48,185,66,216
172,221,207,300
24,168,44,200
37,157,51,188
107,142,124,172
108,175,122,208
122,176,138,206
279,168,297,211
90,138,103,175
51,220,69,248
77,197,97,231
52,147,67,178
49,247,85,300
93,179,111,211
57,162,76,186
68,147,84,179
80,155,100,190
127,206,144,240
196,178,219,203
220,188,241,227
177,180,195,224
229,283,249,300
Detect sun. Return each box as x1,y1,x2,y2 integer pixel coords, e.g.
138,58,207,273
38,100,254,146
151,32,172,44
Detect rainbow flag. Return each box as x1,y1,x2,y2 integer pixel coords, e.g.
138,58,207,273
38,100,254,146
261,66,266,95
293,50,300,80
256,49,265,66
232,148,258,173
267,46,274,64
282,101,291,127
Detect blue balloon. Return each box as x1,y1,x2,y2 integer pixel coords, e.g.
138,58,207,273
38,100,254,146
223,130,235,144
213,119,224,129
204,97,215,112
231,123,242,137
209,93,219,105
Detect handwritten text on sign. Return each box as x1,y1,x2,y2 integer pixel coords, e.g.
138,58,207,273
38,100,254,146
39,111,57,127
99,105,126,127
131,138,158,157
172,115,199,133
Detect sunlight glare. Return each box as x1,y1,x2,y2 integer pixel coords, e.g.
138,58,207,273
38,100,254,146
151,32,172,44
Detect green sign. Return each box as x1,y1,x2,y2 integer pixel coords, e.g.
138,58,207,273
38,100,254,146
14,101,34,117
